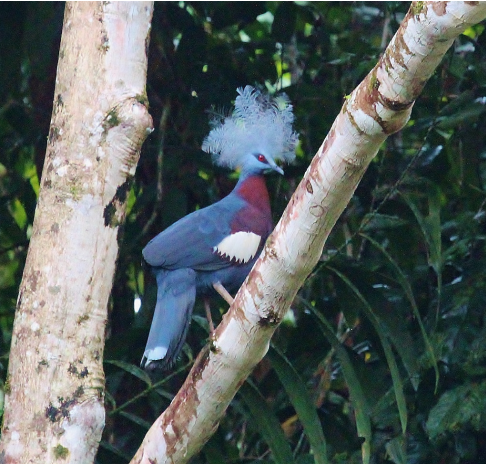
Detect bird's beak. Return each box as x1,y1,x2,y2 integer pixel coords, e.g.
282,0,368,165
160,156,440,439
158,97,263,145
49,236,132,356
269,160,284,175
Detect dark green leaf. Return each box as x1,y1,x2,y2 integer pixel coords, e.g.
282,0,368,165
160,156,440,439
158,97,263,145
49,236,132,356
426,381,486,441
385,436,407,464
269,346,329,464
361,213,408,231
328,267,408,434
104,360,152,387
239,381,295,464
308,304,372,464
361,233,438,391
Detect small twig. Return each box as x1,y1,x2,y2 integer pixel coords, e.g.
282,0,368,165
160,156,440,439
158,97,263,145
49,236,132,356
108,360,192,416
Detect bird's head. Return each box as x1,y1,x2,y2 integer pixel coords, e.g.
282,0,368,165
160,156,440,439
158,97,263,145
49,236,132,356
202,86,298,176
240,151,284,176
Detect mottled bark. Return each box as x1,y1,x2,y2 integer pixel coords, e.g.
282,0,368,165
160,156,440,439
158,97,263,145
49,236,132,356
130,2,486,464
0,3,153,464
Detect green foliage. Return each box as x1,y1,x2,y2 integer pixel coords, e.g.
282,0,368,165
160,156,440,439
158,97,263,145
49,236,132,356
239,381,296,464
269,347,329,464
1,2,486,464
426,381,486,441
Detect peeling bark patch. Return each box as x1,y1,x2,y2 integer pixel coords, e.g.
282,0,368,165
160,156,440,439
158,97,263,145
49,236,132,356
233,305,250,324
357,66,413,134
48,286,61,294
29,270,41,292
209,338,220,354
320,127,336,158
162,351,209,455
431,2,447,16
369,73,380,92
264,236,279,260
246,269,265,301
46,403,61,422
379,94,413,112
359,72,383,123
48,125,61,145
306,180,313,194
37,359,49,372
17,289,23,308
46,394,80,423
74,385,85,398
68,361,89,379
258,308,281,327
51,223,60,234
103,179,131,228
145,33,151,60
347,108,365,136
192,346,210,382
285,194,300,224
77,313,89,324
100,32,109,52
56,93,64,109
310,204,325,218
267,246,278,260
16,326,32,342
389,31,412,71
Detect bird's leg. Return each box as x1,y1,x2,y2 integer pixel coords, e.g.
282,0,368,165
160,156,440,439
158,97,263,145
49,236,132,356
213,281,234,306
204,283,233,344
203,297,215,333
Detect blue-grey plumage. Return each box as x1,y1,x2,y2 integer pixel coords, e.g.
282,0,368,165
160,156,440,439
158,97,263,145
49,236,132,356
141,86,298,370
143,269,196,369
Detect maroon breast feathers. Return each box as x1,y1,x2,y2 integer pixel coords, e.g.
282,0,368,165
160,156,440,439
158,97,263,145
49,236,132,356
235,175,271,215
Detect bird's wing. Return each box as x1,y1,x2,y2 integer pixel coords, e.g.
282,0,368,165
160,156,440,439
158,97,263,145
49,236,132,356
143,196,252,271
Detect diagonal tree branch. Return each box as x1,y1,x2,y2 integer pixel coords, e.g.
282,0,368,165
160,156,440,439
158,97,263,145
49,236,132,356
130,2,486,463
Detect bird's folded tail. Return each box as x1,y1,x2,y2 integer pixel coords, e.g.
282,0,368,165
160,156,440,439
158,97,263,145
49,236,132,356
141,268,196,370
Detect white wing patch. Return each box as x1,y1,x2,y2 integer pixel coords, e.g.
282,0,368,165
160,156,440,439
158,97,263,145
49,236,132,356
213,231,261,263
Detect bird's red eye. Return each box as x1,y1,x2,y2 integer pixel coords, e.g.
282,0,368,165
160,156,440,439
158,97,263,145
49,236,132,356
257,154,266,162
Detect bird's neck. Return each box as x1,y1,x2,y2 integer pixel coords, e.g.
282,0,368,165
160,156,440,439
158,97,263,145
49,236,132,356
234,174,271,213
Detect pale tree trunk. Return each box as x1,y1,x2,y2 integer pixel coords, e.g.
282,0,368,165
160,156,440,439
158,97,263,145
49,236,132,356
0,2,153,464
131,2,486,464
